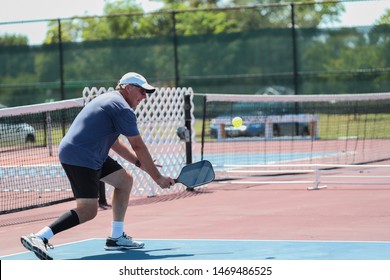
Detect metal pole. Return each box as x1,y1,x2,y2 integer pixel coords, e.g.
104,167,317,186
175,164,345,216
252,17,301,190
57,19,66,137
291,3,299,95
291,4,300,135
184,93,192,164
200,95,207,161
172,11,180,87
57,19,65,100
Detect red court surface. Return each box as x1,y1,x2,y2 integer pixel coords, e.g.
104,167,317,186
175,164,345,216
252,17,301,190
1,172,390,257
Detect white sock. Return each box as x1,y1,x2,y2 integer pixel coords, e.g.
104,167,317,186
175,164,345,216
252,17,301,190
111,221,124,239
36,226,54,241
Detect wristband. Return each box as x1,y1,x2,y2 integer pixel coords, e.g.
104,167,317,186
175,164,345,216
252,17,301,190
135,159,141,168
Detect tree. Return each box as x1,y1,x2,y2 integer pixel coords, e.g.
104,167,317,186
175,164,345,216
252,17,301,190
41,0,345,41
0,34,28,45
375,8,390,24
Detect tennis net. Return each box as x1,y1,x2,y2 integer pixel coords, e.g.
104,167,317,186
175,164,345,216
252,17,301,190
199,92,390,180
0,87,195,214
0,99,84,214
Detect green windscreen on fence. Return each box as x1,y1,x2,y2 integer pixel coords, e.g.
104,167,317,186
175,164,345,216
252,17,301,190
1,2,390,107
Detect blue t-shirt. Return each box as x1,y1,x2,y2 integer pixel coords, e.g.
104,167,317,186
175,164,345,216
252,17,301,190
59,91,139,169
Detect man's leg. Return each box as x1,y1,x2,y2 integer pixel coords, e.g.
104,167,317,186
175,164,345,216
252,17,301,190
101,169,133,224
21,199,98,260
21,163,101,260
101,169,144,250
99,182,112,209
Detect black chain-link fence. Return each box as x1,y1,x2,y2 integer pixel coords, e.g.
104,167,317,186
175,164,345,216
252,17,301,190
0,0,389,107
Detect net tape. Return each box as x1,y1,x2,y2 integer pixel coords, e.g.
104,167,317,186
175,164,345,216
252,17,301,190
204,92,390,103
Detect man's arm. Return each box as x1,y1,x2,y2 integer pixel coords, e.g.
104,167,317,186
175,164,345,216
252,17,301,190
111,138,139,166
111,136,173,188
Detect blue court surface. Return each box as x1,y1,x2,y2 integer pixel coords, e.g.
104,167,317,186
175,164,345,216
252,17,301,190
2,239,390,260
199,152,339,167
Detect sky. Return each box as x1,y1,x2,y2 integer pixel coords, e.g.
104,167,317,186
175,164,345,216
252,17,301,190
0,0,163,22
0,0,389,44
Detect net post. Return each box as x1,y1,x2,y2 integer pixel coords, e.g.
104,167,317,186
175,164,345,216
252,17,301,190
200,95,207,161
184,92,192,164
46,112,53,157
308,168,327,190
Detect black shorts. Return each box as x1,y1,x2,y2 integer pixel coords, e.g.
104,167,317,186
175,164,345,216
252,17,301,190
61,156,123,199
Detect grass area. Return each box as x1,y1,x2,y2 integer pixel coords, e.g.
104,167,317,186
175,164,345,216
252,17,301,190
318,114,390,139
194,119,209,142
33,127,65,145
194,114,390,141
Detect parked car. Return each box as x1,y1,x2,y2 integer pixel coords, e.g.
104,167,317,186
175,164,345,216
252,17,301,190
209,86,310,139
0,106,36,143
210,115,265,138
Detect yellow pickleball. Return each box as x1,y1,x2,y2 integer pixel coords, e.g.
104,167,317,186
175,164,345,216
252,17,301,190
232,117,243,127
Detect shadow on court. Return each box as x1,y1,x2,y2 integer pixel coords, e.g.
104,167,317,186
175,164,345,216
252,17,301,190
75,250,194,261
2,238,390,260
